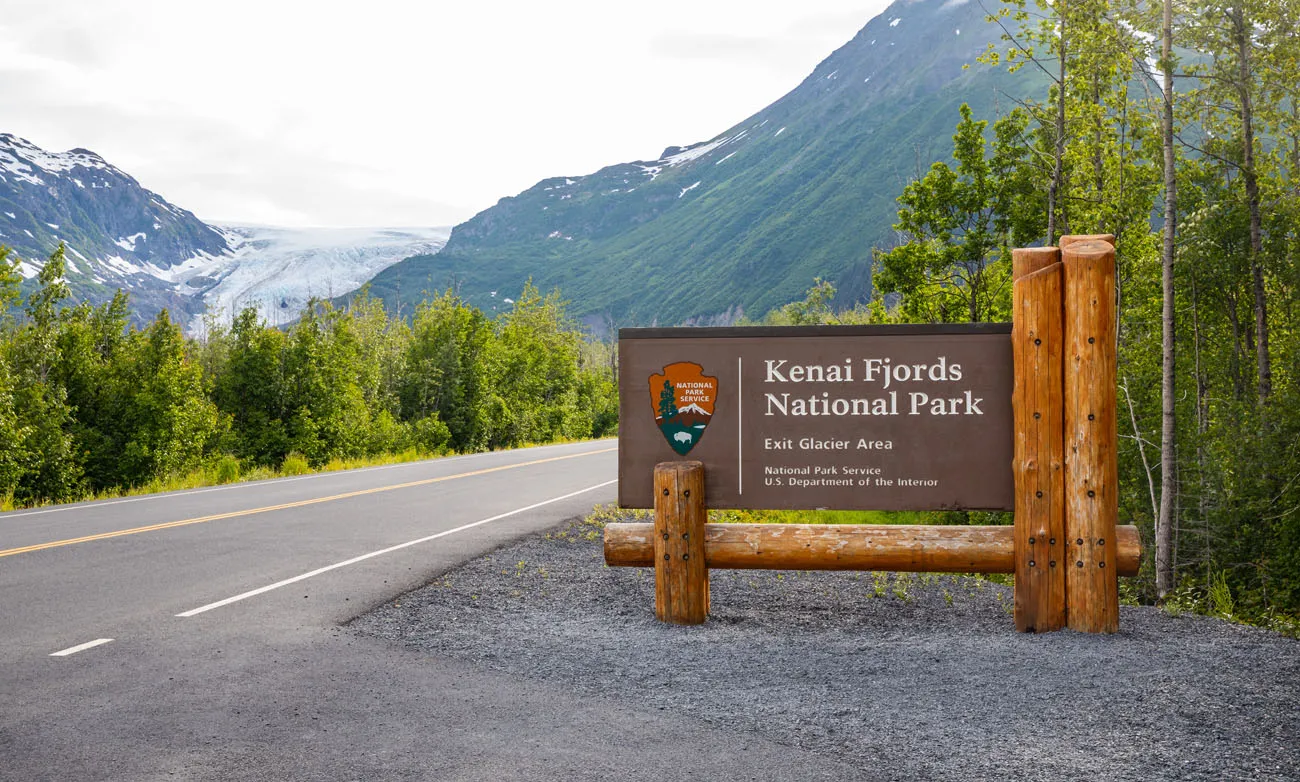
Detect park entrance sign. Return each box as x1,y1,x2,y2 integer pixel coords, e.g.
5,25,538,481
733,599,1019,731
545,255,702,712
609,237,1138,635
619,325,1015,511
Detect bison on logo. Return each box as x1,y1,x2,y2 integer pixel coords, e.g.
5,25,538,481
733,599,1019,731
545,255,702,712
648,362,718,455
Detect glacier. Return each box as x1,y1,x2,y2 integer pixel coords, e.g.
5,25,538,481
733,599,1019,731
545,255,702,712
179,225,450,332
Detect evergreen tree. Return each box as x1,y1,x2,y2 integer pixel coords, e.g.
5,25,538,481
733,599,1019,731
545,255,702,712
658,380,677,421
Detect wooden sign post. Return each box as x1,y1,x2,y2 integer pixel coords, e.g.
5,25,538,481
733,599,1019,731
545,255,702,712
653,461,709,624
1062,237,1120,633
611,238,1130,634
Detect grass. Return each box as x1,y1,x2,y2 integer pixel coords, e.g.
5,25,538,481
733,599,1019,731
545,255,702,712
1,435,621,514
1,447,451,513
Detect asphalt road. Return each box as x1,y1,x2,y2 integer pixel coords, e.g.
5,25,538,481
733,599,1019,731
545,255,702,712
1,440,849,781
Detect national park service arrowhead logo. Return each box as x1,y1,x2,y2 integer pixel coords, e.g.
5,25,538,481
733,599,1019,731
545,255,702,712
649,362,717,455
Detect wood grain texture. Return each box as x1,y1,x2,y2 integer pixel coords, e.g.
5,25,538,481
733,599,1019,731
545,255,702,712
1012,248,1066,632
652,461,708,624
1012,246,1061,279
1058,234,1116,251
606,523,1141,576
1062,240,1121,633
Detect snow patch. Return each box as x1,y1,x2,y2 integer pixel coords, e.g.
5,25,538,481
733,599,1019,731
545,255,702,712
679,181,701,198
658,129,749,168
114,232,147,252
17,261,40,279
775,127,786,137
46,222,59,230
3,211,14,219
715,152,738,165
890,17,901,27
103,255,145,275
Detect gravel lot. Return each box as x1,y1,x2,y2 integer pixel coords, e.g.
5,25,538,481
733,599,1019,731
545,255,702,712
352,513,1300,781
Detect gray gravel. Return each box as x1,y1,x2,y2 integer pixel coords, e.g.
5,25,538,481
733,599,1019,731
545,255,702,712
352,514,1300,781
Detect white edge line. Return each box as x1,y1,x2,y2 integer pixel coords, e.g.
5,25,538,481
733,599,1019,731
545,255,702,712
50,638,114,657
177,478,619,618
738,356,743,495
0,439,615,521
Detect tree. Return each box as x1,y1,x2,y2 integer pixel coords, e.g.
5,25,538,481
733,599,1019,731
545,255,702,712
658,380,677,421
6,245,84,503
1156,0,1178,599
401,291,492,452
112,310,224,483
874,104,1040,323
213,307,290,465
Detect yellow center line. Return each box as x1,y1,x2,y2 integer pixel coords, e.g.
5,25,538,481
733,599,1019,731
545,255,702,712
0,447,617,559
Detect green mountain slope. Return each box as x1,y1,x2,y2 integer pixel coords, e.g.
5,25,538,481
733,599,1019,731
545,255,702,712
366,0,1030,328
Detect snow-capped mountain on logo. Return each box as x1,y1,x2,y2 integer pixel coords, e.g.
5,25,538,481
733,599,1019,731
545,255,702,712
675,403,712,417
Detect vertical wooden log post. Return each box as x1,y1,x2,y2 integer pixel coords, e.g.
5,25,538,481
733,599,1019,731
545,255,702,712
1062,239,1120,633
1012,247,1066,633
653,461,708,624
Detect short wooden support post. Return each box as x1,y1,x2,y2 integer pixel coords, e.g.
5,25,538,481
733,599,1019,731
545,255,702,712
1012,247,1066,633
1062,239,1120,633
653,461,708,624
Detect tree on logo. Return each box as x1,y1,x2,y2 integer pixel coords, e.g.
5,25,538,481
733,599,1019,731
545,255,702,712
658,380,677,420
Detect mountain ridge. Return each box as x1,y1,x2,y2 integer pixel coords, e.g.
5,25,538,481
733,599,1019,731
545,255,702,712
2,133,448,328
362,0,1027,330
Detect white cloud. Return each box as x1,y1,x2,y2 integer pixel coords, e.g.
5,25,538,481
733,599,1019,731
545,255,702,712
1,0,892,227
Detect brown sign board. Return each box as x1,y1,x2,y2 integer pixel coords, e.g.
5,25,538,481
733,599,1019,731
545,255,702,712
618,325,1015,511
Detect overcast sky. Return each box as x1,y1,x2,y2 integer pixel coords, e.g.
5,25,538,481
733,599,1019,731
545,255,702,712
1,0,892,228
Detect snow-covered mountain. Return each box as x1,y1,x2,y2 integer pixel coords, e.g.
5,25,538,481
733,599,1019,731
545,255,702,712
1,133,448,330
676,403,712,417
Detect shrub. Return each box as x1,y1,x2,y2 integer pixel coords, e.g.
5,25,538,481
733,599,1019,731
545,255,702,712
411,414,452,456
280,451,311,476
212,455,241,484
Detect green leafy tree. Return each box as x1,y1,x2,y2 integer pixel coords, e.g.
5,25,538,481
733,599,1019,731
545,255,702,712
113,310,224,483
5,245,84,503
213,307,291,466
487,281,587,446
0,348,27,502
874,104,1040,323
401,291,493,452
282,300,373,464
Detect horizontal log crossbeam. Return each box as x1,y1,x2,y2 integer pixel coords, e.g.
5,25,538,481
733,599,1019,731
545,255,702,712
605,522,1141,577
